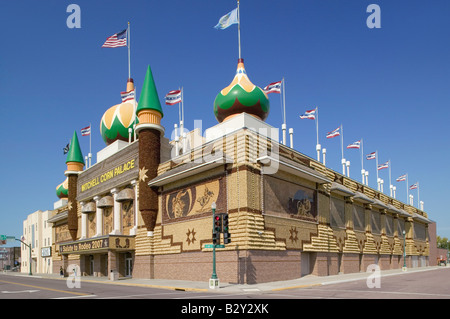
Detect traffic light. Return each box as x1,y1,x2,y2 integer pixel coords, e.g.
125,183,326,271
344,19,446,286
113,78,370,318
221,214,231,244
214,215,222,233
213,214,222,245
212,231,220,245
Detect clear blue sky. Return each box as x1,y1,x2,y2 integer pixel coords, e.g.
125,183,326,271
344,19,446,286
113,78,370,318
1,0,449,246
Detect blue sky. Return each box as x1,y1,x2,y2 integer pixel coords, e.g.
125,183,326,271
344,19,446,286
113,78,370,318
1,0,449,246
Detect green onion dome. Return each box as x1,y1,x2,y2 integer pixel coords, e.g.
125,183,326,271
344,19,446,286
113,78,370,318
100,79,138,145
56,177,68,199
214,59,270,123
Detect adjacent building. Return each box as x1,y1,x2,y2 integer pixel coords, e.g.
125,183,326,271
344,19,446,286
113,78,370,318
21,209,55,274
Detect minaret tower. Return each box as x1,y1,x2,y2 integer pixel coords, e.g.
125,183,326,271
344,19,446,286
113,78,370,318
65,130,85,241
135,65,164,234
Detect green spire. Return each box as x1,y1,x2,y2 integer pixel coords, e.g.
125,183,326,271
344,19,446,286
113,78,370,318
65,130,85,165
136,65,163,117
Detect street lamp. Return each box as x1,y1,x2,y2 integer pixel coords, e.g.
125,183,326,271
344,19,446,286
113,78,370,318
209,202,219,289
15,237,32,276
402,230,407,271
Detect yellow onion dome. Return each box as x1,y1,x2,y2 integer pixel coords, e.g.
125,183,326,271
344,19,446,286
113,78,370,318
100,79,139,145
56,177,68,199
214,59,270,123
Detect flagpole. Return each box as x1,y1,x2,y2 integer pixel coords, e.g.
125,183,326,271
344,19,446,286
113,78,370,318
237,0,241,59
316,107,320,162
127,22,131,79
341,124,345,175
389,159,392,197
181,86,185,133
361,138,364,183
376,150,379,190
417,182,420,209
282,77,286,145
406,173,409,204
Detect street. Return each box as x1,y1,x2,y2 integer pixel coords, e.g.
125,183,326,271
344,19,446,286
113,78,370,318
1,267,449,301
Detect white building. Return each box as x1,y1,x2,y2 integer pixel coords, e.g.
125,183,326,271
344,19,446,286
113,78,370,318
21,210,55,274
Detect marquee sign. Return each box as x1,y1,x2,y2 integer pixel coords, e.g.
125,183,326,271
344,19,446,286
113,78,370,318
59,236,134,254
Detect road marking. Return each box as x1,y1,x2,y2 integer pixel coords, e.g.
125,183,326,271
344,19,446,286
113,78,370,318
2,289,40,294
0,279,90,296
53,295,97,299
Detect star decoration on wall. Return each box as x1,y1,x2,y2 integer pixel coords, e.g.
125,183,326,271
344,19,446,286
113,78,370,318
67,200,73,211
139,167,148,182
186,228,196,245
289,226,298,243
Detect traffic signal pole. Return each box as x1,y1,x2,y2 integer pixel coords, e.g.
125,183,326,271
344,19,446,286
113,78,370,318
210,202,219,289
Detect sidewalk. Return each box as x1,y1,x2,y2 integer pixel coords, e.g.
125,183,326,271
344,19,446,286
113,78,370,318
4,266,447,294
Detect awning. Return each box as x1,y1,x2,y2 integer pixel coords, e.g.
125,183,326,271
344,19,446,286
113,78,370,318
148,156,230,187
47,211,68,223
371,198,389,209
413,213,431,224
353,192,374,204
257,156,331,184
330,182,355,197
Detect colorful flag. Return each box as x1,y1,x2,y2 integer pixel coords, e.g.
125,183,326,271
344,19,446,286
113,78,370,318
396,174,407,182
121,89,135,103
263,81,282,94
326,127,340,138
347,140,361,149
81,125,91,136
300,109,316,120
165,90,182,105
63,142,70,155
214,8,238,30
409,183,418,190
102,29,127,48
377,161,389,170
366,152,376,160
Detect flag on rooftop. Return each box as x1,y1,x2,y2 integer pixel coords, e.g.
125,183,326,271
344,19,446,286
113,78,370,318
300,109,316,120
347,140,361,149
377,161,389,170
366,152,376,160
326,127,340,138
263,81,282,94
63,142,70,155
121,89,135,103
81,125,91,137
396,174,407,182
165,90,182,105
410,183,418,190
214,8,238,30
102,29,127,48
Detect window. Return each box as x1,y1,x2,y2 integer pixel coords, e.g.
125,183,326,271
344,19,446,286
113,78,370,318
414,223,426,241
371,210,381,234
330,197,345,229
352,205,365,231
385,215,394,236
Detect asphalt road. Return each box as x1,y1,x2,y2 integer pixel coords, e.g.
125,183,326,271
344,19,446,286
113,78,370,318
1,267,449,302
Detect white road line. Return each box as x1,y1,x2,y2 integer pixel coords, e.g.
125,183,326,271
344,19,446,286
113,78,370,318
52,294,97,299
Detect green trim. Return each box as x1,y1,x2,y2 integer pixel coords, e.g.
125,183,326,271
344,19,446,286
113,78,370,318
136,65,163,117
65,130,85,165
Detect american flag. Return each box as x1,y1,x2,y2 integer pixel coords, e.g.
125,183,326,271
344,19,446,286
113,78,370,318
326,127,340,139
366,152,376,160
396,174,407,182
121,89,135,103
102,29,127,48
347,140,361,149
300,109,316,120
165,90,182,105
377,161,389,170
409,183,418,190
263,81,282,94
81,125,91,136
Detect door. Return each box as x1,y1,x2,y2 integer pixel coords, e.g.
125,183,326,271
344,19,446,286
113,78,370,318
125,252,133,277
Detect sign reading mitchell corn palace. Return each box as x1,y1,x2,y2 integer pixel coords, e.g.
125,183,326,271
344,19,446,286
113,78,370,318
49,62,431,283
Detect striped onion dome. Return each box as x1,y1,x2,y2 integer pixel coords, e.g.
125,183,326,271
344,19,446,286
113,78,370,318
100,79,139,145
56,177,68,199
214,59,270,123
